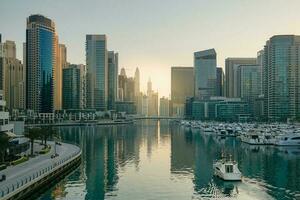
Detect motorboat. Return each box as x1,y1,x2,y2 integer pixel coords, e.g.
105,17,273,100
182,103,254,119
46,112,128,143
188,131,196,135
240,130,265,145
213,155,242,181
275,134,300,146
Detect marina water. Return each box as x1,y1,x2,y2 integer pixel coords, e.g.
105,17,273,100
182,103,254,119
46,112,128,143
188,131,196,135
37,120,300,200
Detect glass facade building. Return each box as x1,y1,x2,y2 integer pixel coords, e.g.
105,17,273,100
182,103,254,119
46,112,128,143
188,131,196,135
62,66,80,110
171,67,194,117
215,101,250,122
107,51,118,110
86,35,108,111
26,15,55,113
216,67,224,96
225,58,257,98
187,97,250,121
239,64,262,117
194,49,217,99
263,35,300,121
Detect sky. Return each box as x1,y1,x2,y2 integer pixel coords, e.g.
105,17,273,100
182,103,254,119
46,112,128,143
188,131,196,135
1,0,300,97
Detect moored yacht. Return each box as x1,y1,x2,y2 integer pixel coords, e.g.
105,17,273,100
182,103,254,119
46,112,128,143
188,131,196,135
240,129,275,145
275,134,300,146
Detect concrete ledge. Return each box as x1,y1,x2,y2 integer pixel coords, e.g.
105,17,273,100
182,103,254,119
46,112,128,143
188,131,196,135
25,120,135,127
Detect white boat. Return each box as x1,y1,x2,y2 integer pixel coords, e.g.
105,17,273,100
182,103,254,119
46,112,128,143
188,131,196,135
275,134,300,146
203,127,214,133
213,156,242,181
240,130,265,145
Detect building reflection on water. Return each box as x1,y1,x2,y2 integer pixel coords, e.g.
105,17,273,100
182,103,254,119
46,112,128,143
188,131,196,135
38,120,300,200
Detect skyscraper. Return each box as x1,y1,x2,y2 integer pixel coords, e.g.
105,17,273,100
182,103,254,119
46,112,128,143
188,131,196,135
216,67,224,96
147,78,152,95
107,51,118,110
148,92,158,117
53,43,68,110
26,14,56,113
125,77,135,102
0,40,24,110
225,57,256,98
77,64,87,109
118,68,127,101
239,64,262,116
59,44,67,69
134,68,140,97
194,49,217,99
171,67,194,117
53,36,60,111
160,97,169,117
263,35,300,121
147,78,158,116
62,66,80,110
2,40,16,58
86,34,108,111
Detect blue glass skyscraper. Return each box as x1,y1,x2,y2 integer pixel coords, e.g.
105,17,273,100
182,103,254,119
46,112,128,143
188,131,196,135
26,15,55,113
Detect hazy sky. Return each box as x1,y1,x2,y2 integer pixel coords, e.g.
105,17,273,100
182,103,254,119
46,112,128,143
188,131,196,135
1,0,300,97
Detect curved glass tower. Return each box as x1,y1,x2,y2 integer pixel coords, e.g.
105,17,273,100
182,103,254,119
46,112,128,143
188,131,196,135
26,14,55,113
263,35,300,121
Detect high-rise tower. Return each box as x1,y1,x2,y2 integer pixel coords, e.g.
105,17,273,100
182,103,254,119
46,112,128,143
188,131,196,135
26,14,56,113
86,34,108,111
108,51,118,110
194,49,217,99
225,57,256,98
134,68,140,97
263,35,300,121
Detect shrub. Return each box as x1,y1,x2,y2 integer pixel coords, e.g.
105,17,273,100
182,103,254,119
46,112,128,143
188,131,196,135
0,164,6,171
11,156,29,166
39,145,51,154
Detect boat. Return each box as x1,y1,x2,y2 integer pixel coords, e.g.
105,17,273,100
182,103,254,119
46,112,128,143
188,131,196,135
213,155,242,181
203,126,214,133
275,134,300,146
240,130,265,145
218,129,227,136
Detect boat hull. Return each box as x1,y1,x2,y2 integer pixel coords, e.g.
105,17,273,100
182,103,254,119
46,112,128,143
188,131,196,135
214,169,242,181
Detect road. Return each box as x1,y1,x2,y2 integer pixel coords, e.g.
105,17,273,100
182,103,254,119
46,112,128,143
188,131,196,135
0,141,81,198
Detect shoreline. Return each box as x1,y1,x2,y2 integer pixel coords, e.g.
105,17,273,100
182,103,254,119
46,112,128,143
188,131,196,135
24,119,135,127
23,118,179,128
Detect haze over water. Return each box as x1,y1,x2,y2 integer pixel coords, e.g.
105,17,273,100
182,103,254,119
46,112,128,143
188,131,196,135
37,120,300,200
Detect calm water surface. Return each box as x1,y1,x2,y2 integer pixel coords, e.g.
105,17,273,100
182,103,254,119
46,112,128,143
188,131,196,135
37,120,300,200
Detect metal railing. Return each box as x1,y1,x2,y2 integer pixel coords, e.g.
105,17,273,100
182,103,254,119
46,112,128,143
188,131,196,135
0,148,81,199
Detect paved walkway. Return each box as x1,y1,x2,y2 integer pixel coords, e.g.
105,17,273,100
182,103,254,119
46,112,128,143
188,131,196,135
0,141,81,199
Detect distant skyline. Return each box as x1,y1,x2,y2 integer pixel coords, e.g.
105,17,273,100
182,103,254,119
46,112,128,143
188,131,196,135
2,0,300,97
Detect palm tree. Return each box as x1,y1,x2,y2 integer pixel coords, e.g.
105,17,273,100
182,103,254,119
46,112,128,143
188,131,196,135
24,128,41,156
0,134,9,164
41,126,57,147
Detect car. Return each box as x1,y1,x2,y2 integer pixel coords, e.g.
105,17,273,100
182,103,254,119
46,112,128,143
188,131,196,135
0,174,6,182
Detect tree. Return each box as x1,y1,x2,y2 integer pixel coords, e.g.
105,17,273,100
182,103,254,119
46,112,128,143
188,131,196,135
0,134,9,164
41,126,57,147
24,128,41,156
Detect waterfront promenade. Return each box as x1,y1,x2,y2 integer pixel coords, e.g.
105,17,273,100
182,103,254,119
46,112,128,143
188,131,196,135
0,141,81,200
25,119,135,127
